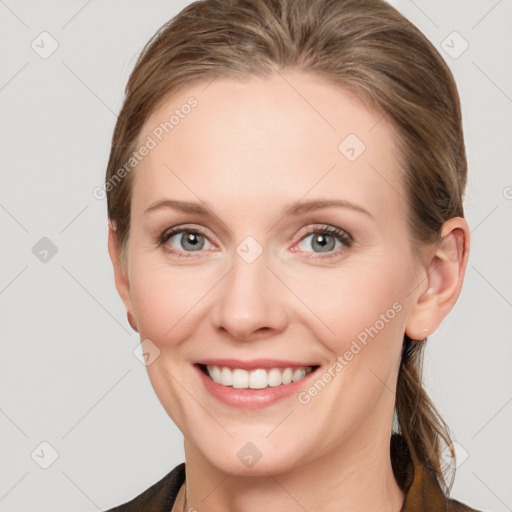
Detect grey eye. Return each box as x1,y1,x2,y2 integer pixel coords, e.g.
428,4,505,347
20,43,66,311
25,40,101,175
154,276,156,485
298,233,341,253
167,231,211,252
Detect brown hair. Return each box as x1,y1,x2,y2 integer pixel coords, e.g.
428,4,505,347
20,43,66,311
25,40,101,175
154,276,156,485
106,0,466,492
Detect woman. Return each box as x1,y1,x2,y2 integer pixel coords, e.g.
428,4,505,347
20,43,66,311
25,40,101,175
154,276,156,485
104,0,480,510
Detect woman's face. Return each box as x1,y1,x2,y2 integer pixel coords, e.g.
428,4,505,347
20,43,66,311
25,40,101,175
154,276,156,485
116,71,426,476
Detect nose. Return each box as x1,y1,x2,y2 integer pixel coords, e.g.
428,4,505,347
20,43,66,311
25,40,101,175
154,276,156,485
212,251,288,341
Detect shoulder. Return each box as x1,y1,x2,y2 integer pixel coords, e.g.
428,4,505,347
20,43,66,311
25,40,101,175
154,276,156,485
391,435,483,512
400,461,484,512
103,463,185,512
445,495,483,512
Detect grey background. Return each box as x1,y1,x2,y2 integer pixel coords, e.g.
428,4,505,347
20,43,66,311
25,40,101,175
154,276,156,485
0,0,511,511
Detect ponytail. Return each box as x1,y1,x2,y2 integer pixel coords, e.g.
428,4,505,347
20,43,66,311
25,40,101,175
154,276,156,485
395,336,455,492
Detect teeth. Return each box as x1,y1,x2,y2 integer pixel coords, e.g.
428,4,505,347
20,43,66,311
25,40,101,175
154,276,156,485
282,368,293,384
210,366,221,383
232,368,249,389
292,368,307,382
220,366,233,386
205,365,312,389
267,368,282,387
249,369,268,389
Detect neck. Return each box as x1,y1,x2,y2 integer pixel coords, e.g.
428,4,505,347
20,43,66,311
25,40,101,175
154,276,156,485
181,426,404,512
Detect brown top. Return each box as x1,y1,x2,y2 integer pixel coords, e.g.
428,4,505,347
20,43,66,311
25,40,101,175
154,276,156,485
104,434,481,512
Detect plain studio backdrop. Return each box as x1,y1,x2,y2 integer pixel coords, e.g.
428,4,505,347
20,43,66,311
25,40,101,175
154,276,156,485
1,1,511,511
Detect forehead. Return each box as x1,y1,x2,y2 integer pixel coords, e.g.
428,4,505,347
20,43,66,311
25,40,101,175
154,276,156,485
132,71,405,224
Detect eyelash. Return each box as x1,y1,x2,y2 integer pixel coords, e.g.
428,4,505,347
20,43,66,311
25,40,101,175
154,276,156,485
159,224,353,260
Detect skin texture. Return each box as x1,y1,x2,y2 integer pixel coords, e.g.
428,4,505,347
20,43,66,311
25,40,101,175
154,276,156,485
108,71,470,512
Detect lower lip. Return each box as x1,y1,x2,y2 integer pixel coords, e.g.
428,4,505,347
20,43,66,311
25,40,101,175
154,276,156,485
194,365,319,409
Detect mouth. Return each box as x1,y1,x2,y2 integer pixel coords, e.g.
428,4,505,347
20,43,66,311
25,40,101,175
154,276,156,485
193,358,322,408
198,363,319,389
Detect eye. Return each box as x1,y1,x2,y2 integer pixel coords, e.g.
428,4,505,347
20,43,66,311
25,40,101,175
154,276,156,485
295,225,352,259
159,224,352,259
160,226,214,256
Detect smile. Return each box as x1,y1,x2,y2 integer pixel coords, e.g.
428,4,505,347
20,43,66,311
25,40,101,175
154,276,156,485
203,365,314,389
194,359,321,409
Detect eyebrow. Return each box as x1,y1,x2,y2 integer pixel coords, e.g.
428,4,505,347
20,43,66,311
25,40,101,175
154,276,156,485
144,198,373,219
283,198,372,218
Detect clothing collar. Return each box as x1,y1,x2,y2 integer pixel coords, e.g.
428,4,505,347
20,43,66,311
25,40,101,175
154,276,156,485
392,433,455,511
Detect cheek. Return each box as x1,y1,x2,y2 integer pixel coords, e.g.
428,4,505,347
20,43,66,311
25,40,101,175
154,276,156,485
280,258,411,356
284,261,411,436
128,258,217,344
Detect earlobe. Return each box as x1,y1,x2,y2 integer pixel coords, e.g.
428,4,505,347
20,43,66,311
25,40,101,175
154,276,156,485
107,223,138,333
405,217,470,341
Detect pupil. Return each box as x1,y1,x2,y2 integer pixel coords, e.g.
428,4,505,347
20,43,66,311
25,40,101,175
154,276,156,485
183,232,203,251
313,234,334,252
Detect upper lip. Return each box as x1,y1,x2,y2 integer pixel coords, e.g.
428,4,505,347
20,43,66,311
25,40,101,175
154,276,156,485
196,358,319,370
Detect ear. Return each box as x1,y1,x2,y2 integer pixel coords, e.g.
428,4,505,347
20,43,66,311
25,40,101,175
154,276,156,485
405,217,470,341
107,221,138,332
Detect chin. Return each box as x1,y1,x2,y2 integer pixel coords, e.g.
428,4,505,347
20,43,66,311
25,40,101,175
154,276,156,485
192,434,308,477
